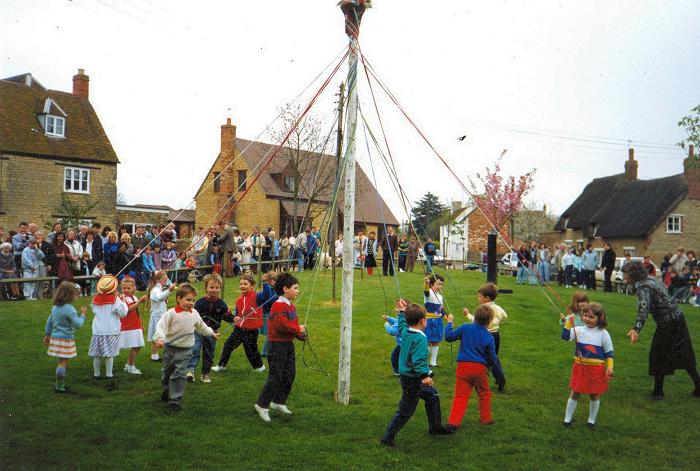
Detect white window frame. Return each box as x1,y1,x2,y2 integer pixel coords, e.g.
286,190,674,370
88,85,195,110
64,167,90,194
622,246,636,256
667,214,682,234
46,115,65,137
284,175,296,192
124,222,153,235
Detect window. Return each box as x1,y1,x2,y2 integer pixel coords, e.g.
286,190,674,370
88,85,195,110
667,215,682,233
213,172,221,193
124,223,153,235
238,170,247,191
284,175,296,192
46,115,65,137
64,167,89,193
594,248,604,268
623,246,636,257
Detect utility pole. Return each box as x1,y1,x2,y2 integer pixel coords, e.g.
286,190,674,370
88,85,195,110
331,82,346,303
337,0,367,405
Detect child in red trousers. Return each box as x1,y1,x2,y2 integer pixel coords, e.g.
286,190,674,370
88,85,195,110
444,305,503,427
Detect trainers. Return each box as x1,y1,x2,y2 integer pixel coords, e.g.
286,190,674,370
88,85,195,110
150,355,162,362
254,404,271,422
254,365,266,373
127,365,142,375
123,364,129,372
270,402,292,414
54,384,67,393
211,365,226,372
186,370,195,382
201,374,211,383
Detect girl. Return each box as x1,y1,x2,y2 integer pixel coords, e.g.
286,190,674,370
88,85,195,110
560,291,590,327
210,244,222,274
562,248,575,288
424,274,447,367
363,232,378,276
141,245,156,289
91,261,107,295
43,281,86,392
152,244,162,270
89,275,129,379
79,251,91,296
537,242,551,285
118,277,147,374
397,235,408,273
573,249,583,287
161,241,177,282
147,271,176,362
212,274,265,372
561,302,613,427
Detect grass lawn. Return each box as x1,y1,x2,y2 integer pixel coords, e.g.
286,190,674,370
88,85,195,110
2,269,700,470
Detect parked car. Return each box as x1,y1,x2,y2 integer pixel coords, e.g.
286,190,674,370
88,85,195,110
499,252,519,269
595,256,644,282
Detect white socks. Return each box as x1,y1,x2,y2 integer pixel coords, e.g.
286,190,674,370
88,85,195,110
564,398,578,423
429,346,439,366
93,357,114,378
588,400,600,424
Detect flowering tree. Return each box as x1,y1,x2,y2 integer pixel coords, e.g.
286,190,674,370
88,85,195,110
469,149,536,243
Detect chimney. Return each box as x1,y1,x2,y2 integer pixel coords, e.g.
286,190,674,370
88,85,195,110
220,118,237,157
624,148,638,181
685,144,700,200
72,69,89,99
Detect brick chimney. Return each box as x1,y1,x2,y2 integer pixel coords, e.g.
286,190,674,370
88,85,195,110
685,144,700,200
72,69,89,99
221,117,237,157
624,148,638,181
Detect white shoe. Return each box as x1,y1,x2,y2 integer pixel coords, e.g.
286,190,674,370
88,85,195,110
270,402,292,414
254,365,266,372
186,370,195,382
123,364,129,372
211,365,226,372
255,404,271,422
127,365,142,375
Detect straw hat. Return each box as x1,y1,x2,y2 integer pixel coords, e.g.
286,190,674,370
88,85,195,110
96,275,118,294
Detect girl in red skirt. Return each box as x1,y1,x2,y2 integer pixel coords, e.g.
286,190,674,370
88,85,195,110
561,302,613,427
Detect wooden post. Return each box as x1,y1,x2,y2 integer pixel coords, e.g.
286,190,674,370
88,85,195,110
337,0,367,405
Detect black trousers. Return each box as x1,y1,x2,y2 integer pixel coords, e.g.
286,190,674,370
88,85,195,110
382,250,395,276
603,268,613,292
382,375,441,442
584,269,596,290
218,327,263,369
257,342,296,407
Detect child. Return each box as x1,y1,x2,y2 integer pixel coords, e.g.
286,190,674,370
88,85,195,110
561,302,614,427
43,281,86,392
147,271,176,362
445,305,503,427
141,245,156,289
118,276,147,375
559,291,590,328
153,284,219,411
89,275,129,379
210,244,222,274
562,248,574,288
464,283,507,391
363,232,378,276
424,275,447,367
211,274,265,373
91,261,107,296
161,241,176,282
254,273,307,422
152,244,163,270
79,252,91,296
382,301,406,376
186,273,233,383
380,300,455,446
258,271,279,357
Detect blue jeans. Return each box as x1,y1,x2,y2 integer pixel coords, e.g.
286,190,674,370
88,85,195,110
297,249,305,272
382,376,442,442
187,332,217,374
426,255,434,273
537,261,550,284
516,265,527,284
390,345,401,374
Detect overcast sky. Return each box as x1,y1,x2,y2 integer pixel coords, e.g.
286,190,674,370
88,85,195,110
2,0,699,223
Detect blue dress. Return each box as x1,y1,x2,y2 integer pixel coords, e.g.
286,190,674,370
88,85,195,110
424,288,446,342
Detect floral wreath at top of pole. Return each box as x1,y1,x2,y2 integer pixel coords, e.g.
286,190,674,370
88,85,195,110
339,0,371,38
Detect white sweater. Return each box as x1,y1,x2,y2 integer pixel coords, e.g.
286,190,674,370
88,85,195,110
153,307,214,348
91,297,128,335
149,284,173,318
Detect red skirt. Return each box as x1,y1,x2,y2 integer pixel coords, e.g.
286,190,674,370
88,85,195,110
569,362,608,394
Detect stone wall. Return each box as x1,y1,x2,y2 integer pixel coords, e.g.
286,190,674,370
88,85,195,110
0,153,117,230
647,198,700,261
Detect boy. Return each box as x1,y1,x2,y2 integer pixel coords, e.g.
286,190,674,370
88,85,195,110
381,300,455,447
445,305,503,428
257,271,279,357
153,284,219,411
186,273,233,383
255,273,307,422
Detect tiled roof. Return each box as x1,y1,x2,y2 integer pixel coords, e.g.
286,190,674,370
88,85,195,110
554,173,688,238
0,73,119,164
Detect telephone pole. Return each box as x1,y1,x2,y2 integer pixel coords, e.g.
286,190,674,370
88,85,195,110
331,82,346,302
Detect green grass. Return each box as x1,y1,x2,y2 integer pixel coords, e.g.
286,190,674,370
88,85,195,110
2,270,700,470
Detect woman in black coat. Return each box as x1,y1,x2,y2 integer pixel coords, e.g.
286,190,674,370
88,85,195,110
624,261,700,399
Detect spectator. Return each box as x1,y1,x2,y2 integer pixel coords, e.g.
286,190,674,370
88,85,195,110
537,242,551,285
643,256,657,277
380,226,399,277
0,226,7,243
160,223,177,245
131,225,149,253
660,254,672,278
107,241,131,276
686,251,698,271
103,231,119,268
306,228,317,270
121,233,134,257
150,225,162,248
601,243,616,292
51,232,74,283
78,225,89,245
0,242,21,299
581,244,598,290
36,230,53,299
65,230,83,280
48,222,63,244
21,236,44,300
82,229,103,273
407,235,419,273
100,226,112,246
118,224,129,238
12,222,31,272
670,247,688,273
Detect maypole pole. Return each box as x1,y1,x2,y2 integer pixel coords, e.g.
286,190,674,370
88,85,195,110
337,0,369,405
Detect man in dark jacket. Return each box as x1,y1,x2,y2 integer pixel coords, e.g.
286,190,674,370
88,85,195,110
381,227,399,277
601,243,616,292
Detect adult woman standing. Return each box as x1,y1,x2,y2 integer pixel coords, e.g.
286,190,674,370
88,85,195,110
65,230,83,280
52,232,74,283
103,231,119,270
407,235,419,273
35,230,53,299
82,229,103,273
623,261,700,399
537,242,551,285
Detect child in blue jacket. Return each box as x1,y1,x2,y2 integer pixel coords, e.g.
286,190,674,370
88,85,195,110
383,314,401,376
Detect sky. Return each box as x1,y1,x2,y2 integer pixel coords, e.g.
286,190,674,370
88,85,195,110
2,0,699,224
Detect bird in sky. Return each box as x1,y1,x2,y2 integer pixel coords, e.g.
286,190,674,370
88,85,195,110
458,135,467,141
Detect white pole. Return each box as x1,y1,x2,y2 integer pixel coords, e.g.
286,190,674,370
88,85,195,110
337,0,366,405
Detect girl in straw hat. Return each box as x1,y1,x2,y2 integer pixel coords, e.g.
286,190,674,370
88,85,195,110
89,275,128,379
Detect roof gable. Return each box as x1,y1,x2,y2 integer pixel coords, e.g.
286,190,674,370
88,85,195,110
0,76,119,164
554,173,688,238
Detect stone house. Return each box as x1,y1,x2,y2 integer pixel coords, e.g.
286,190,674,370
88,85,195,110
116,204,195,239
542,147,700,264
194,119,398,239
0,70,118,229
439,202,513,262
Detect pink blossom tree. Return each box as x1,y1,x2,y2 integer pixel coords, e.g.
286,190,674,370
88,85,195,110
469,149,536,245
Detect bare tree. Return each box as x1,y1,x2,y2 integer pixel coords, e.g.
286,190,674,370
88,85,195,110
512,200,558,242
269,104,338,235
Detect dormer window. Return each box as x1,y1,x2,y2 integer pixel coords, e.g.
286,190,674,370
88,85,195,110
46,115,65,137
284,176,296,192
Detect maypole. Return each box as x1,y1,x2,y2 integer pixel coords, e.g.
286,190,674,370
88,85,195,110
337,0,368,405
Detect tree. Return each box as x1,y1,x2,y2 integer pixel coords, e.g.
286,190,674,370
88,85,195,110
410,192,449,242
677,105,700,149
512,200,558,243
116,191,127,205
468,149,536,242
45,194,100,231
268,104,338,235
